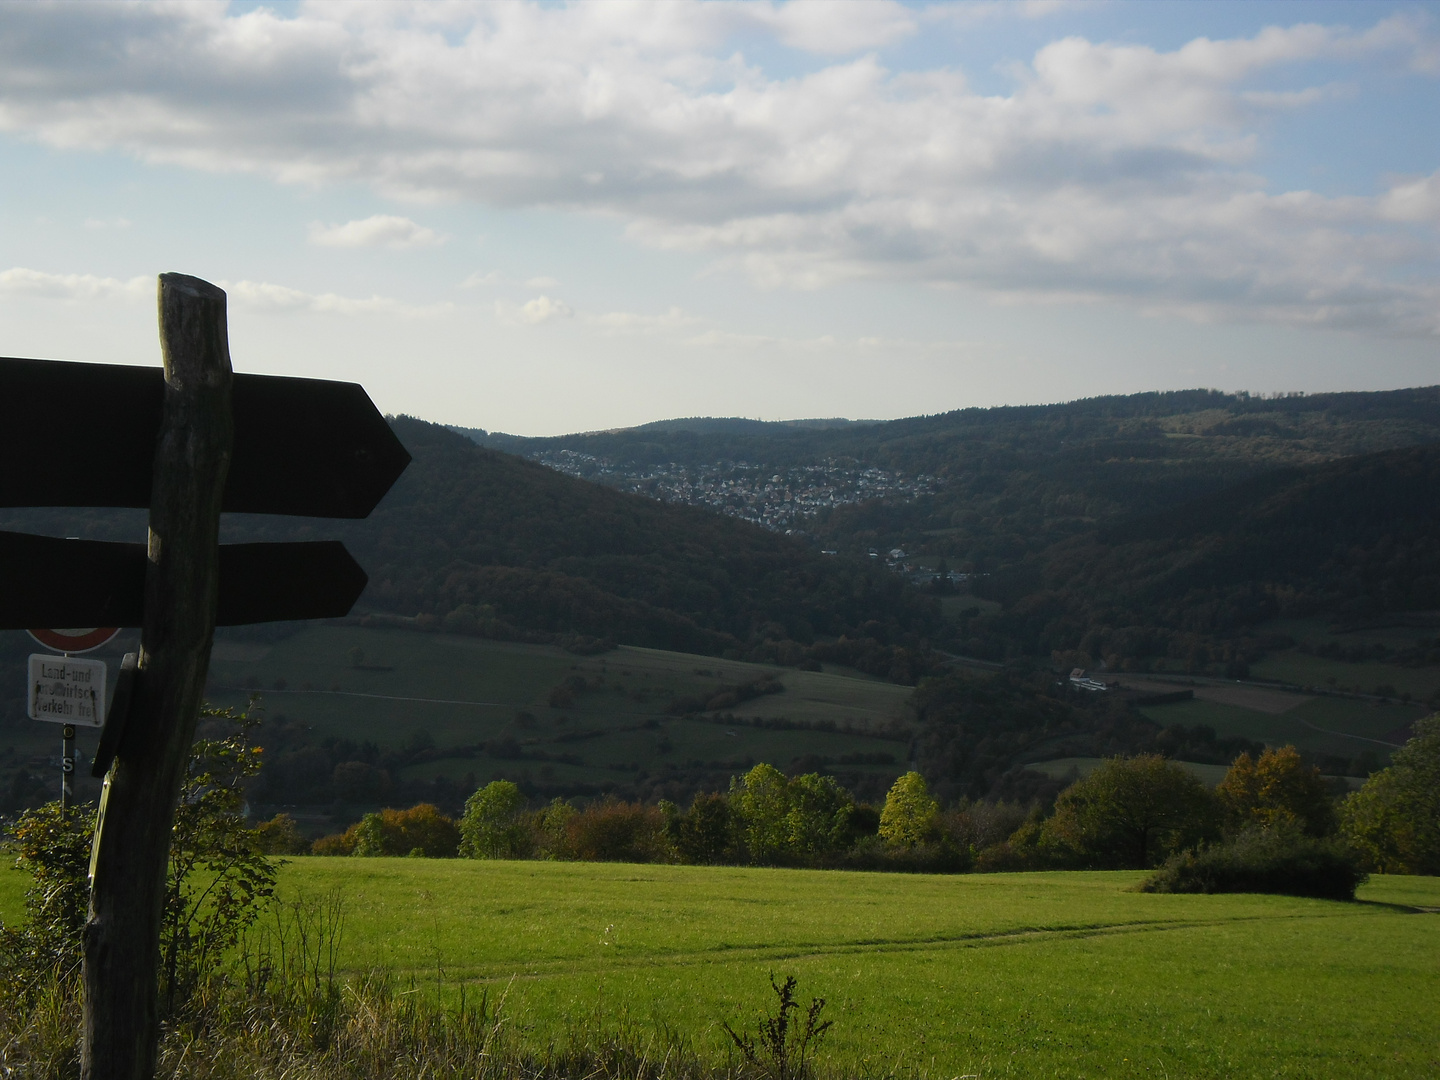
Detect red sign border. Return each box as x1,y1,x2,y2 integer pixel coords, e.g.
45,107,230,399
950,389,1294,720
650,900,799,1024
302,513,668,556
27,627,121,654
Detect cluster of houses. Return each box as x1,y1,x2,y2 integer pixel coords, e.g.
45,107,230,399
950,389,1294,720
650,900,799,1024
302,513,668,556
876,548,970,588
531,450,939,534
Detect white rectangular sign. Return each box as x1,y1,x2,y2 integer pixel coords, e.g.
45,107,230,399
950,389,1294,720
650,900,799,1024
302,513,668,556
27,654,106,727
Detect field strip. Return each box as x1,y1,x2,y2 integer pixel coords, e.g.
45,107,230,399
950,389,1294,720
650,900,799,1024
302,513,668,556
375,912,1371,984
213,684,513,709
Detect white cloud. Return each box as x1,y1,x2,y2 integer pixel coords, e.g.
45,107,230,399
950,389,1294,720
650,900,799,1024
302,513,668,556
592,306,699,334
525,275,560,289
519,296,573,324
0,267,148,301
495,295,574,325
224,279,452,318
1379,171,1440,224
308,215,446,249
0,4,1436,332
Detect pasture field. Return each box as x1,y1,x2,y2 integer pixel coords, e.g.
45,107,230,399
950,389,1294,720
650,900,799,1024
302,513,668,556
9,860,1424,1078
201,626,914,792
1135,693,1419,765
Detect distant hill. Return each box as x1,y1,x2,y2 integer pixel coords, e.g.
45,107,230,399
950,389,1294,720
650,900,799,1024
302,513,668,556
962,441,1440,671
453,385,1440,675
475,387,1440,558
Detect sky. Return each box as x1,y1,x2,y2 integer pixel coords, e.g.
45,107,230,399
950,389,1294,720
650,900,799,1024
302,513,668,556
1,1,1438,436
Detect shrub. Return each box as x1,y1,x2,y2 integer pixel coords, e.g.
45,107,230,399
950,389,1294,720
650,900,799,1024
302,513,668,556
565,799,668,863
351,804,460,858
0,802,93,1007
251,812,310,855
1141,825,1368,900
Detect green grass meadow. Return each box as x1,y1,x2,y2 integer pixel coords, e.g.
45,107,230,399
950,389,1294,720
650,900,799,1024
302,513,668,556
7,861,1428,1078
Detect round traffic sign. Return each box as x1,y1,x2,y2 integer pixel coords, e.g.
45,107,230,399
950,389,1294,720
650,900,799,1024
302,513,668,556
27,627,121,654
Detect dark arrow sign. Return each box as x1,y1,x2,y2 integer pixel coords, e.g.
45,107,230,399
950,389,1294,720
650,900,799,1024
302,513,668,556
0,531,368,628
0,356,410,518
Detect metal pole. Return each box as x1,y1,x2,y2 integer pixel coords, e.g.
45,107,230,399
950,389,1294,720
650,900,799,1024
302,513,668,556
62,722,75,810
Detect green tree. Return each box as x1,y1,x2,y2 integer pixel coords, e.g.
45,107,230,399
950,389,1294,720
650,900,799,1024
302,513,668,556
1217,745,1335,836
459,780,529,858
731,764,793,863
1042,755,1219,869
667,792,735,864
1341,716,1440,874
878,772,938,849
786,774,854,856
532,797,577,859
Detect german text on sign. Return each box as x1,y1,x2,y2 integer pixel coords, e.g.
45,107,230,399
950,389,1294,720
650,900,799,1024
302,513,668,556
28,654,106,727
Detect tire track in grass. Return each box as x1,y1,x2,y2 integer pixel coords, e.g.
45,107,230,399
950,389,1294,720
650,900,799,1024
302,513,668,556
434,910,1380,985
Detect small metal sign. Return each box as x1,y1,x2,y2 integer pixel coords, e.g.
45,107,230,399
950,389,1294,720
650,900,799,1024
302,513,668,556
28,626,120,653
27,654,106,727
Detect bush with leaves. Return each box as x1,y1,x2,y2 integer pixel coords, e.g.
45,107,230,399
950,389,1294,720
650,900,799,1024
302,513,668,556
564,799,669,863
251,812,311,855
1341,715,1440,874
0,801,95,1009
1140,822,1367,900
161,703,279,1016
0,702,278,1024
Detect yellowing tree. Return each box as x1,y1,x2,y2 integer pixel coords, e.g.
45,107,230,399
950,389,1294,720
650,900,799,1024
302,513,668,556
879,771,938,849
1218,745,1335,836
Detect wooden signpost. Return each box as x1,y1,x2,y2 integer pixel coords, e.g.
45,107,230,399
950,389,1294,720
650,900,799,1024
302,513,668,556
0,274,409,1080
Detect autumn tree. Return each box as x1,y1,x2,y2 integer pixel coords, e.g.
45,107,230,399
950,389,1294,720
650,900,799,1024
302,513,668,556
1217,745,1335,837
353,803,460,858
879,771,939,849
1043,755,1218,869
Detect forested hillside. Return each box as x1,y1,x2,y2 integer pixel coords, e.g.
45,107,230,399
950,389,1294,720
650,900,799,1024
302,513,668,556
0,418,939,669
477,386,1440,565
473,388,1440,673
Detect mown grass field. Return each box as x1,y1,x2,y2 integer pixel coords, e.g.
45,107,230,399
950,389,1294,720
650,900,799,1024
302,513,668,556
7,861,1428,1078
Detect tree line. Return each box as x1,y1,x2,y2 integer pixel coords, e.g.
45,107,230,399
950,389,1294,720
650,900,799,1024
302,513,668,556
264,715,1439,890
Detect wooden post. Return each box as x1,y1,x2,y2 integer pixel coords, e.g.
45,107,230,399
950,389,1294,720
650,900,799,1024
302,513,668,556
82,274,233,1080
